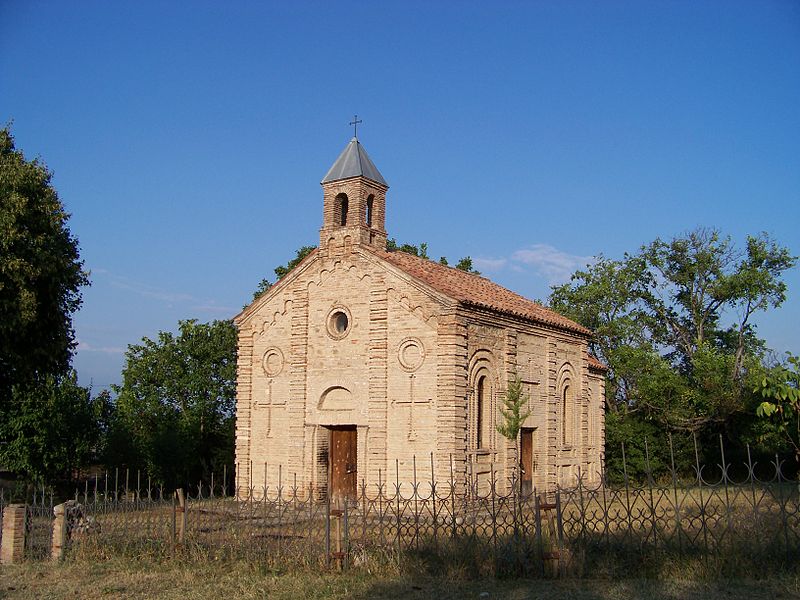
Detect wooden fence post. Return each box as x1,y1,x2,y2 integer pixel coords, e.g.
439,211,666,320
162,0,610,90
329,508,344,570
175,489,186,545
51,503,68,561
1,504,27,564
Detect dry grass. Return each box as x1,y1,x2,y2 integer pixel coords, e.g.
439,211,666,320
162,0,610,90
1,557,798,600
5,483,795,598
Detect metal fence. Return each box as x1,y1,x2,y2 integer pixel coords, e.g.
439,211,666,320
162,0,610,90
68,448,800,574
25,489,55,560
3,440,799,576
558,454,799,575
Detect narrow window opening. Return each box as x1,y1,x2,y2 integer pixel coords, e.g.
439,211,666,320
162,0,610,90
562,384,571,446
366,195,374,227
335,193,348,226
587,392,594,448
476,375,486,449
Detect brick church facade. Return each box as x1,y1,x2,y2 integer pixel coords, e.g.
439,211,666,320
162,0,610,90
234,137,605,501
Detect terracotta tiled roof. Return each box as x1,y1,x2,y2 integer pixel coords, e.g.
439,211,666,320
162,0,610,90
586,352,608,372
374,249,591,336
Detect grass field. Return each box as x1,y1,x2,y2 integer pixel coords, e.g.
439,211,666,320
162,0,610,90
1,558,799,600
2,479,796,598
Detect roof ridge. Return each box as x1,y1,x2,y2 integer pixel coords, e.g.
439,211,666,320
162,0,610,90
384,248,492,281
371,247,590,336
355,138,364,176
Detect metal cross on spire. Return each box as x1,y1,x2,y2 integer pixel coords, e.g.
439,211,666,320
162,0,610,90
349,115,363,139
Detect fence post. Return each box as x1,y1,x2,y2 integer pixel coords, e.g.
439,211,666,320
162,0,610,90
0,504,27,564
577,466,586,545
328,507,344,571
175,488,186,546
343,500,350,571
555,491,565,577
534,494,543,576
394,459,401,552
325,485,331,568
51,503,68,561
450,455,457,540
430,453,438,549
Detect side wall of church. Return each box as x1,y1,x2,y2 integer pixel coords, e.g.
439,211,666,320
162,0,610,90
461,311,604,494
548,334,589,488
586,369,606,482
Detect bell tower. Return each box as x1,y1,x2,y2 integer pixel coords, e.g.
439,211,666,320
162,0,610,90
320,135,388,254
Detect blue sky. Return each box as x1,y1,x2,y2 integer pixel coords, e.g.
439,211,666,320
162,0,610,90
2,1,799,391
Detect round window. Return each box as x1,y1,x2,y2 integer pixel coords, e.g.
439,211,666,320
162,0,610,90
326,307,352,339
332,311,348,334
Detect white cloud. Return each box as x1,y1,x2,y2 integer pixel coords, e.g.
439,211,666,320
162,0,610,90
473,257,507,272
76,340,126,354
511,244,593,284
107,277,196,304
189,304,237,316
95,270,233,314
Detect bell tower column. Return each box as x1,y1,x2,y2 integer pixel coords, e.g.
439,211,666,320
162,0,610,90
319,137,389,255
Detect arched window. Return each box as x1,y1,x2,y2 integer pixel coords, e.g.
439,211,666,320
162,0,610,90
556,363,576,449
468,351,495,452
366,195,374,227
476,375,486,449
335,193,348,226
562,383,572,446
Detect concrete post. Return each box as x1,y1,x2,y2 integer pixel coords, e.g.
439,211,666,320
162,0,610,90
1,504,27,564
51,503,68,561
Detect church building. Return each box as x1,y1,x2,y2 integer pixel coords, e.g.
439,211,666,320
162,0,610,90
234,136,605,502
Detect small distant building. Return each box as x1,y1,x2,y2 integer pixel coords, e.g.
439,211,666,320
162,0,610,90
234,136,605,502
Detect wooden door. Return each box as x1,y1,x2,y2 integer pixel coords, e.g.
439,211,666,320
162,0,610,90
329,426,357,505
520,428,534,496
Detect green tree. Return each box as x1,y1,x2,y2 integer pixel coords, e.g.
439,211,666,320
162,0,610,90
497,375,531,442
454,256,480,274
496,375,531,481
0,127,89,402
550,255,652,409
641,229,794,378
386,239,428,258
253,245,316,300
549,228,795,476
0,126,98,481
0,372,111,483
109,319,237,485
755,354,800,465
